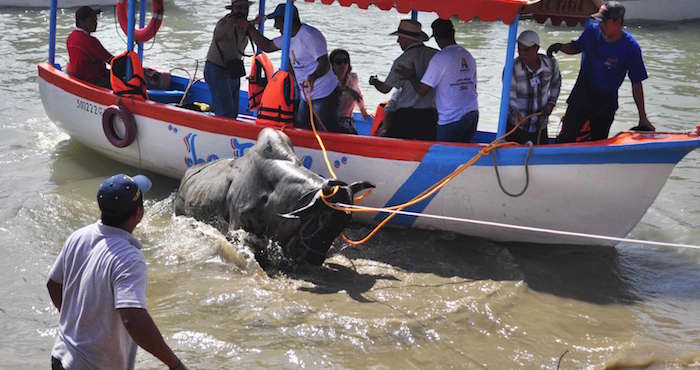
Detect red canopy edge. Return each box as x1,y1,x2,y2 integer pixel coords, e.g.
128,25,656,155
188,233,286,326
304,0,537,24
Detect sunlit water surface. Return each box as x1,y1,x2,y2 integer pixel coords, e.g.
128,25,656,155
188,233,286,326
1,1,699,368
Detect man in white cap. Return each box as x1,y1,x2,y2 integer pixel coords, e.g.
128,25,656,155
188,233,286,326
369,19,438,141
506,30,561,144
47,174,188,370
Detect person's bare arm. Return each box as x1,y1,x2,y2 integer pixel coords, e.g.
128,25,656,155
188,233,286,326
369,76,392,94
47,279,62,312
241,19,279,53
118,308,188,370
304,55,331,93
632,81,655,130
546,42,583,57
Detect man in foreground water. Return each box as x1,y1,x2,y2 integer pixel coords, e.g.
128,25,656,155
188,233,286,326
46,174,188,370
548,1,655,142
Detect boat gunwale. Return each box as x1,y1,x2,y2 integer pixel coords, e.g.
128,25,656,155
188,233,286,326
38,62,700,166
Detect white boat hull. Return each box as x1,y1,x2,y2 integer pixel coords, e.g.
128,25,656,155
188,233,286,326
39,64,700,246
620,0,700,22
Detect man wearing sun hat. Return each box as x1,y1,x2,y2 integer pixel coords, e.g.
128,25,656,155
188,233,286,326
204,0,253,118
47,174,188,370
368,19,438,141
66,6,114,88
506,30,561,144
547,1,655,142
399,18,478,143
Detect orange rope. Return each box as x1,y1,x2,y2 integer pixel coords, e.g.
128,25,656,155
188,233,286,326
302,81,541,246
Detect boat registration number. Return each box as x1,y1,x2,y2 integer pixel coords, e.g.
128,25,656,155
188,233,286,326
76,99,103,116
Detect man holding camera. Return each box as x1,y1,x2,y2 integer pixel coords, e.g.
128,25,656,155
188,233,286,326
204,0,253,118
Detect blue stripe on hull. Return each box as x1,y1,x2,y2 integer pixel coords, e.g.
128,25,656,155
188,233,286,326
379,138,700,227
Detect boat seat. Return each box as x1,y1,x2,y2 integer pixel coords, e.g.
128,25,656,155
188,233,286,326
147,89,185,104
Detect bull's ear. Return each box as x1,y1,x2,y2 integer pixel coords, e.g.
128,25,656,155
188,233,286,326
279,192,321,219
349,181,375,196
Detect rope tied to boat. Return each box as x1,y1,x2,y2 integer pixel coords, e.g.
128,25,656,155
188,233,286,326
302,82,542,245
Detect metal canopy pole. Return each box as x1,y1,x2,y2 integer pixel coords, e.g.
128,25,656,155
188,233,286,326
258,0,266,37
496,14,519,138
49,0,57,66
138,0,147,60
126,0,137,79
279,0,294,72
411,10,418,21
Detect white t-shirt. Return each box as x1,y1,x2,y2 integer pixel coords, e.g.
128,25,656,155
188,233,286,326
421,44,478,125
273,24,338,101
49,222,148,370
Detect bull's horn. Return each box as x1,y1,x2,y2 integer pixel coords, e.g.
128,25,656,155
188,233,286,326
349,181,375,196
279,191,321,219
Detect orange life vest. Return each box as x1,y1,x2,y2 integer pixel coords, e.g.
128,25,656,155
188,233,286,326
255,70,295,128
110,51,148,100
248,52,274,111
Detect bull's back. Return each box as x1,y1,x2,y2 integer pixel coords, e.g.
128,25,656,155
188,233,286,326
174,160,234,232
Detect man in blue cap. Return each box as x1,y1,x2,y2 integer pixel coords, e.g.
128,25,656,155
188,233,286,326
47,174,188,370
547,1,655,142
239,3,347,133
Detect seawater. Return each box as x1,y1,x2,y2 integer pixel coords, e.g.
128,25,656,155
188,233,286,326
1,1,699,368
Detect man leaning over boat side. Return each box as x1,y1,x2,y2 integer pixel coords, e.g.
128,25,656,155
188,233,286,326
368,19,438,141
398,19,479,143
204,0,252,118
547,1,655,143
66,6,113,88
239,4,350,133
47,174,189,370
506,30,561,145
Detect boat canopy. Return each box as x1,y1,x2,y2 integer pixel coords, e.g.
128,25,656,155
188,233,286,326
303,0,538,24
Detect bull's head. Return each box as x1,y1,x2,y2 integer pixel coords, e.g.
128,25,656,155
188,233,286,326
281,180,374,265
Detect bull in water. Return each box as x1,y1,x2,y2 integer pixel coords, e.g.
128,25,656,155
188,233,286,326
174,128,373,267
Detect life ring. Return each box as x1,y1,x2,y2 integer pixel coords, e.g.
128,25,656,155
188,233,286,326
116,0,164,43
102,105,137,148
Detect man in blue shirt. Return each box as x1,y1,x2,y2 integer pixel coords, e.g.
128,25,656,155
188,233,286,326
547,1,655,142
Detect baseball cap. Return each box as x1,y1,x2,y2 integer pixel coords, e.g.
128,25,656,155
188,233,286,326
97,174,152,217
266,3,299,20
75,6,102,22
591,1,626,22
517,30,540,47
430,18,455,39
225,0,254,10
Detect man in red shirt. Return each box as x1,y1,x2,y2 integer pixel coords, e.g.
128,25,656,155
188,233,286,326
66,6,113,87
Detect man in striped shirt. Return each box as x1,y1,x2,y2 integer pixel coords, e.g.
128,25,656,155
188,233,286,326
507,30,561,145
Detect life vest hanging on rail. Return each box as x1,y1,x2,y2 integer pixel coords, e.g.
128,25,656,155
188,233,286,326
248,52,274,111
110,50,149,100
255,70,295,129
116,0,165,43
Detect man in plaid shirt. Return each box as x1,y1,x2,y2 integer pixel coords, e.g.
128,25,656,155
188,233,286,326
507,30,561,144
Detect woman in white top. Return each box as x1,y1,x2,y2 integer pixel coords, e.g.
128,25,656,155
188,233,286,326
330,49,370,134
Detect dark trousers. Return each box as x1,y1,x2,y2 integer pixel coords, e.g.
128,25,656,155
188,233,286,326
557,103,617,143
436,110,479,143
383,107,438,141
297,87,348,133
51,357,65,370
